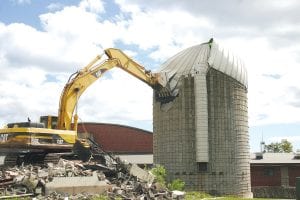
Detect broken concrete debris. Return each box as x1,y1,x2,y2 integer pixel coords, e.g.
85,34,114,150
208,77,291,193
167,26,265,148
44,171,112,195
0,158,183,199
129,163,155,184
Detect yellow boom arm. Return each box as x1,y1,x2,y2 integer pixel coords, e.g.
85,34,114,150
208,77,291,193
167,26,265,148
57,48,165,130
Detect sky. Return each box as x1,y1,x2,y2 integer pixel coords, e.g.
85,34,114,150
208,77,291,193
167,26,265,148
0,0,300,152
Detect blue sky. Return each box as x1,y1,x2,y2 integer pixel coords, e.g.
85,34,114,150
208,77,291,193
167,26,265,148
0,0,300,152
0,0,78,28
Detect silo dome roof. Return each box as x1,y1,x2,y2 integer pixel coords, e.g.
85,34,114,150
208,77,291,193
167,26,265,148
158,39,247,97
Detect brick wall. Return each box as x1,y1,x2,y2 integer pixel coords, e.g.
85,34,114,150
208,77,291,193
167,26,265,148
251,166,281,186
288,166,300,186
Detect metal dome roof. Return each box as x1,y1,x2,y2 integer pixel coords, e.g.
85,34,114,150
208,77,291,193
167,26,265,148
158,39,247,97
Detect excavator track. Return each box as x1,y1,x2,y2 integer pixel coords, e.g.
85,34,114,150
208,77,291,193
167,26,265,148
43,153,61,165
3,152,66,167
3,154,19,166
1,139,115,167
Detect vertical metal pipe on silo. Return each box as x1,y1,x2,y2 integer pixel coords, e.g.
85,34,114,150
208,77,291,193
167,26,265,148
194,67,209,163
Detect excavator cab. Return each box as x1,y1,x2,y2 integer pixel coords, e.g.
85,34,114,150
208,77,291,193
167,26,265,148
40,116,58,129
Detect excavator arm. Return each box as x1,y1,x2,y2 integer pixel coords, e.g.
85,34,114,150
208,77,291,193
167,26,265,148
0,48,170,165
104,48,163,86
57,48,166,131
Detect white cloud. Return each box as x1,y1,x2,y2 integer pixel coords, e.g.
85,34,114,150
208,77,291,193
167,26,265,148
77,68,152,124
0,1,154,128
263,0,299,9
0,22,81,72
271,136,300,142
47,3,64,12
0,71,63,126
117,0,300,127
79,0,105,14
0,1,117,126
1,0,300,133
39,3,123,54
214,37,300,126
115,0,214,61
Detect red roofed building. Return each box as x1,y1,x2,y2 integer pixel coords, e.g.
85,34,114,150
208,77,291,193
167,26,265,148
77,122,153,166
250,152,300,198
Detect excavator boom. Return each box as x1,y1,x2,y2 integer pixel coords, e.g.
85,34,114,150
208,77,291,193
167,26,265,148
0,47,167,165
57,48,165,131
104,48,165,87
57,58,118,130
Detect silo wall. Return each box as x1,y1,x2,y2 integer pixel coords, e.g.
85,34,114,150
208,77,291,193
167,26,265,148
153,67,251,197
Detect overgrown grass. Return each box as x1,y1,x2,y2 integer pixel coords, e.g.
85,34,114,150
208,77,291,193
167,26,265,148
92,194,124,200
222,198,270,200
80,193,273,200
185,191,212,200
185,192,271,200
92,195,109,200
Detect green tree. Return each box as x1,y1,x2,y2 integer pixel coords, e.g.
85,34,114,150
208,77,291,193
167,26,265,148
281,139,293,152
265,139,293,153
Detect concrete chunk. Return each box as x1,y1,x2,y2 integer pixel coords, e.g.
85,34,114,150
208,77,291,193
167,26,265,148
45,172,112,195
129,164,154,184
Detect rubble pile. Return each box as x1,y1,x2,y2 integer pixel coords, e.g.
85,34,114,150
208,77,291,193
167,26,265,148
0,158,183,199
0,160,95,197
107,174,170,199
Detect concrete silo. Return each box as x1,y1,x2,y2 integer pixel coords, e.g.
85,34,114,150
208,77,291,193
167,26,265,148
153,39,252,197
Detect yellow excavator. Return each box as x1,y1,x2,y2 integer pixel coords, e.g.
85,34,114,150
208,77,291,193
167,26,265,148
0,48,167,166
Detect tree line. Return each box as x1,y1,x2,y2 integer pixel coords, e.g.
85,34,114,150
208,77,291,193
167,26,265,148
264,139,293,153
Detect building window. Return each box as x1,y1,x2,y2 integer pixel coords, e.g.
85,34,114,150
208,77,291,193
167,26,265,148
198,162,208,172
264,167,274,176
